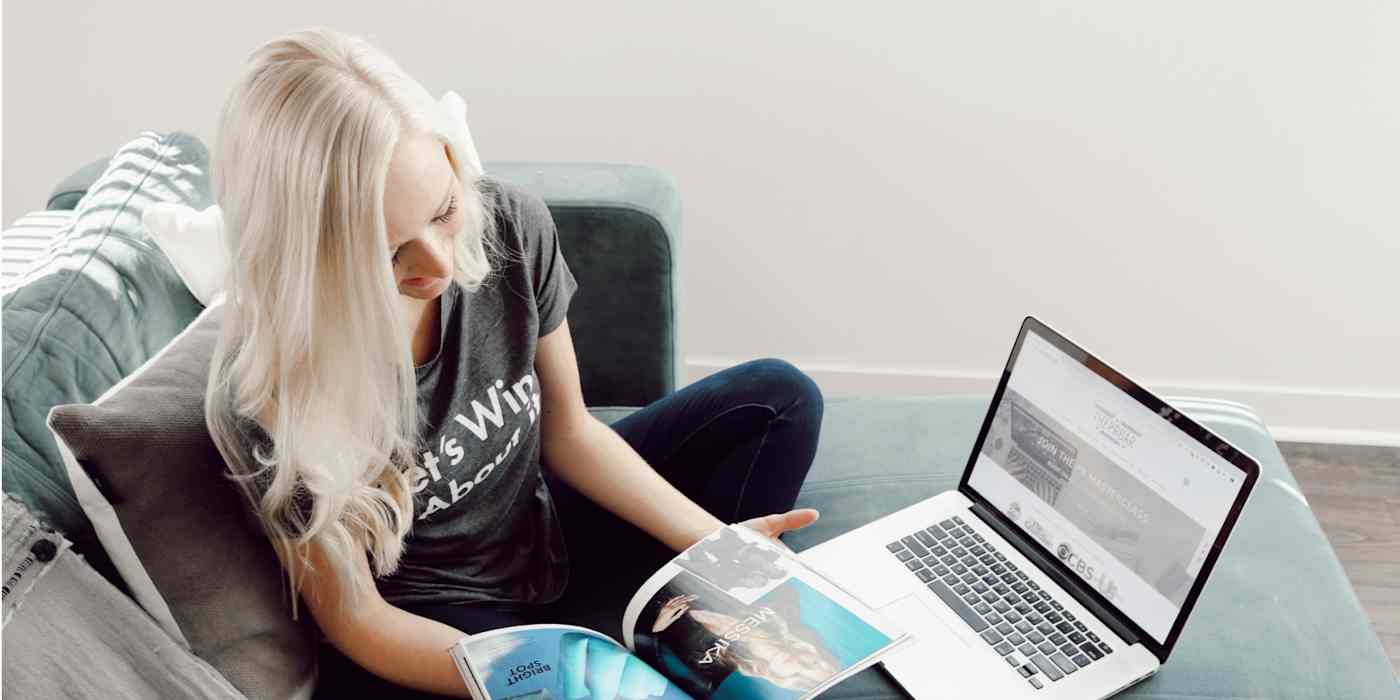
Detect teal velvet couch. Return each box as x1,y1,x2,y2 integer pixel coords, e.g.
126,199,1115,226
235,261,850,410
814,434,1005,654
4,137,1396,699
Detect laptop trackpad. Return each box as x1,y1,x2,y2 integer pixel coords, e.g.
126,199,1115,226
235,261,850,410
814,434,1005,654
883,593,974,649
877,594,1009,699
801,538,915,609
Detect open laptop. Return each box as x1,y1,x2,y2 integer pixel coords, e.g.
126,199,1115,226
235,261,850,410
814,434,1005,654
800,316,1259,698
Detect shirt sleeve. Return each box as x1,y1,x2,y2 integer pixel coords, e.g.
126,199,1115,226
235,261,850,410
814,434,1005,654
511,184,579,338
227,411,313,538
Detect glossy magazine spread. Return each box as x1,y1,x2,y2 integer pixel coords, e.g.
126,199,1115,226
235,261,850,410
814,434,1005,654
449,523,913,700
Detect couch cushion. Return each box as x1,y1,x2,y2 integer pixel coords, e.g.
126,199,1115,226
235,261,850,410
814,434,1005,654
3,131,212,592
47,299,316,700
585,396,1397,699
779,395,1398,700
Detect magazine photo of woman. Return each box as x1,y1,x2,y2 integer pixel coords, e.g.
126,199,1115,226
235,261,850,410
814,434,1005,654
632,572,842,700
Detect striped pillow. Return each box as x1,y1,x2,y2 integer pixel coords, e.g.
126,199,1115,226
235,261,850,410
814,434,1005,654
1,210,76,294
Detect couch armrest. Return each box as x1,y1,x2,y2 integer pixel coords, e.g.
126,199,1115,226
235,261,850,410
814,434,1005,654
485,161,684,407
47,156,113,211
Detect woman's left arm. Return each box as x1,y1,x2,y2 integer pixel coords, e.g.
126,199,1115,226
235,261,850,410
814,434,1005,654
536,320,815,553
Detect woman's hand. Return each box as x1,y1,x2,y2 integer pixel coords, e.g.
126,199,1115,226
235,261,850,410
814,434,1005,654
737,508,820,553
652,593,698,633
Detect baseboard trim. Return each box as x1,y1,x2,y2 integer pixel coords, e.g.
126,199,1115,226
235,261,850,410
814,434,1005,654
684,357,1400,448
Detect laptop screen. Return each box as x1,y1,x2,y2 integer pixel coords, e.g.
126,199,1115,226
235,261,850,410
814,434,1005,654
966,325,1248,644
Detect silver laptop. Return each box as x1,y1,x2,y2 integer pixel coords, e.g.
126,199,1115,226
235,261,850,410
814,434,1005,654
801,317,1259,699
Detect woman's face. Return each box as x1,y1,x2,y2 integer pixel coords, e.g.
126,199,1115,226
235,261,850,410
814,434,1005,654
383,128,464,302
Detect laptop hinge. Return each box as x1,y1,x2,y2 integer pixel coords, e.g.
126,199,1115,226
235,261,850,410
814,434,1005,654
969,502,1141,648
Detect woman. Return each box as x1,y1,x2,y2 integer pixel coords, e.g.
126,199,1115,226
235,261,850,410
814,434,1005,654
203,26,825,700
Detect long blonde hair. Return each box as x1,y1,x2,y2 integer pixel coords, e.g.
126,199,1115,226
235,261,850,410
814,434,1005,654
204,26,506,620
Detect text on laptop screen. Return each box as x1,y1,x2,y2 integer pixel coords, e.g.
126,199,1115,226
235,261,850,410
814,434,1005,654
967,329,1246,643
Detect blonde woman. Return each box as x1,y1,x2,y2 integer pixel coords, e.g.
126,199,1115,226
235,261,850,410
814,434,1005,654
203,26,825,700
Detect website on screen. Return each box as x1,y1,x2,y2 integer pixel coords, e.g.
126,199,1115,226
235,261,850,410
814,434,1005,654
968,330,1245,642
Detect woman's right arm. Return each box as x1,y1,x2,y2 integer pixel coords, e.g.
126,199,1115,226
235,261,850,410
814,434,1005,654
300,537,476,698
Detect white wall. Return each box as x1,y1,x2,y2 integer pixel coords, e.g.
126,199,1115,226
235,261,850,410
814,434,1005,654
5,2,1397,445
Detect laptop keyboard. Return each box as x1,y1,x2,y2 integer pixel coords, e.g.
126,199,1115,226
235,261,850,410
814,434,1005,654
886,515,1114,691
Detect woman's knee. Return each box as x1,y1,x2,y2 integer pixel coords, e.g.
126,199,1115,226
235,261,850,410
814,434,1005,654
734,357,824,424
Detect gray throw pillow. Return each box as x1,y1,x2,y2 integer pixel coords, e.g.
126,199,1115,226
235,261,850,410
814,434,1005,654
47,300,317,700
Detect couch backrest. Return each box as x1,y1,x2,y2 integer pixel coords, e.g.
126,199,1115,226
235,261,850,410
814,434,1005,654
40,158,685,406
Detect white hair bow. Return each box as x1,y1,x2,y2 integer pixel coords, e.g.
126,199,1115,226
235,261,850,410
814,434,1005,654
437,90,484,178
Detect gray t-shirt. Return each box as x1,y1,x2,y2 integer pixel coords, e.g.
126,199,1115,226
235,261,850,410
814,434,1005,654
232,177,578,608
390,177,578,607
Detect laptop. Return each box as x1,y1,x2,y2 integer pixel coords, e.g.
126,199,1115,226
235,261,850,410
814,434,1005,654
800,316,1259,698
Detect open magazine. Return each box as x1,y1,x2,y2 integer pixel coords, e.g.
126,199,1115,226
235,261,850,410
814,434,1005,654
449,523,914,700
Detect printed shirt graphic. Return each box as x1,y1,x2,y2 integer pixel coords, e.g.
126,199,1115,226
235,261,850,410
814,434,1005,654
231,178,579,608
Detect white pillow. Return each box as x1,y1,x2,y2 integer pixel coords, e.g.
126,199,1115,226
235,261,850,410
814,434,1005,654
142,202,226,306
142,91,481,306
438,89,484,178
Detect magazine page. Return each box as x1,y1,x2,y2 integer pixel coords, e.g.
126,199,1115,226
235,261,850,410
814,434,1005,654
621,524,913,700
449,623,698,700
449,637,487,700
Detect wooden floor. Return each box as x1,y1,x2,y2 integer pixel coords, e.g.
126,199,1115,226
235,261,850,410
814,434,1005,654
1283,441,1400,676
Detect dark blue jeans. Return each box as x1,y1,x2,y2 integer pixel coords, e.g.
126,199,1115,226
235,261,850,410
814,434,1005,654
314,357,824,699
